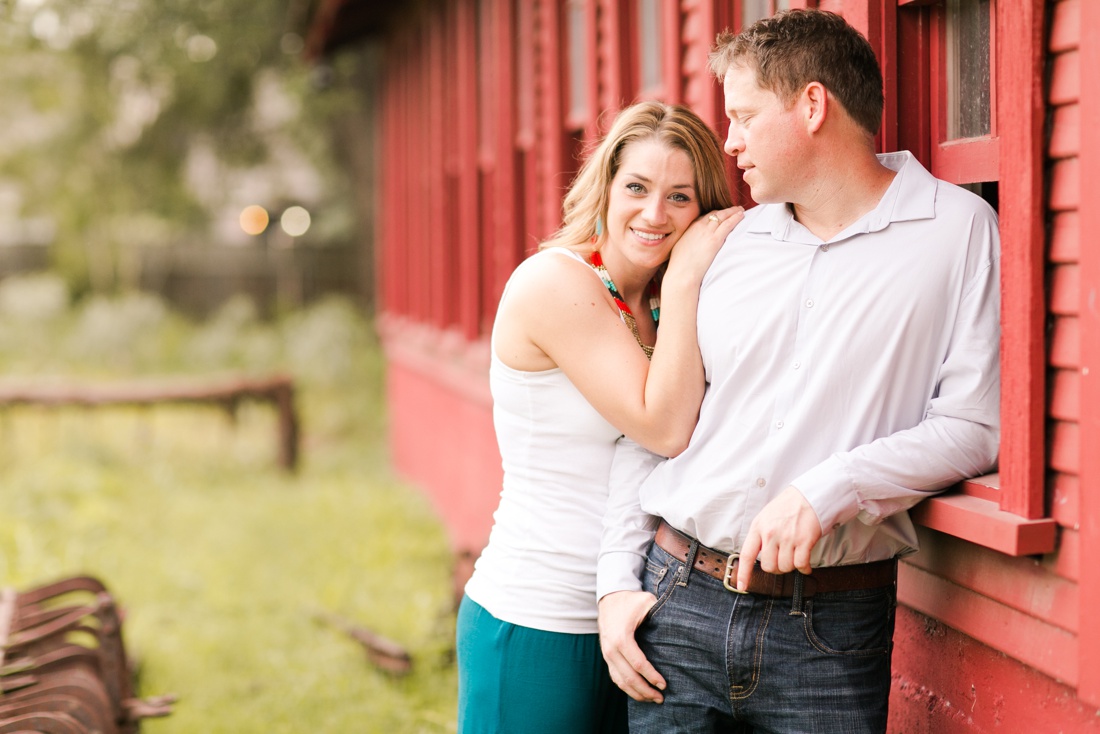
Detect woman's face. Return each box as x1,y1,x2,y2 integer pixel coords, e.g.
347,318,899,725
603,138,701,272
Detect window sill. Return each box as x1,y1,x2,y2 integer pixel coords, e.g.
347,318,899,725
909,475,1057,556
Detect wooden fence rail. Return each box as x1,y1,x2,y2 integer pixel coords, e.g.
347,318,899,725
0,374,299,471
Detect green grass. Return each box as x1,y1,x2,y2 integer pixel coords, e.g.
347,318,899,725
0,285,459,733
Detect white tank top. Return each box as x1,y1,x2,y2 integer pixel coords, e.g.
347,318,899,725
463,248,623,634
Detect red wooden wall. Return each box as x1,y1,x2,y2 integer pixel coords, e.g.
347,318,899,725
351,0,1100,727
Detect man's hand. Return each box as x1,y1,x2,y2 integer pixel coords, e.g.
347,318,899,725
736,485,823,591
597,590,666,703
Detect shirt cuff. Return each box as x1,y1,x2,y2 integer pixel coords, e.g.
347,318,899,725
596,551,646,601
790,455,860,534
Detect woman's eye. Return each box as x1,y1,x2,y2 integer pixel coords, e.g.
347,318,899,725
626,182,645,194
670,193,691,204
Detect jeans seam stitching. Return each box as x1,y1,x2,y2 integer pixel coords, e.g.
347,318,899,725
729,598,771,701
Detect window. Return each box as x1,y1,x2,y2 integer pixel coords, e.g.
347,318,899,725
930,0,998,183
945,0,992,140
566,0,589,125
741,0,790,27
896,0,1054,554
636,0,663,95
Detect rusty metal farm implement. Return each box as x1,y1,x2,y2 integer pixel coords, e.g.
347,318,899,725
0,576,173,733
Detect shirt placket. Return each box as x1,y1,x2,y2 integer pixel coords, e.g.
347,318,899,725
756,246,823,495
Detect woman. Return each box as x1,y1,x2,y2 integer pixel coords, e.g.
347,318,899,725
456,101,742,733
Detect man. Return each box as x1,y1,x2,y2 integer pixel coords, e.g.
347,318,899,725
596,9,1000,732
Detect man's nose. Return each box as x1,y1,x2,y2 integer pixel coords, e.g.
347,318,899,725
724,124,744,157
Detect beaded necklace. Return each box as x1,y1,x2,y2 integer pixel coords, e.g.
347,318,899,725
589,250,661,359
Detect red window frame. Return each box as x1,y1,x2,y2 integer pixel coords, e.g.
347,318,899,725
893,0,1055,556
927,0,1000,183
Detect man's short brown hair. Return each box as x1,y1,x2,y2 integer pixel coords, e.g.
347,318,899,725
709,9,884,137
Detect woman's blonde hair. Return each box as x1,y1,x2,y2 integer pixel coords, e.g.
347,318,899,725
540,100,733,252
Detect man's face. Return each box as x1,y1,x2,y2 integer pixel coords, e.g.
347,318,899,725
722,64,806,204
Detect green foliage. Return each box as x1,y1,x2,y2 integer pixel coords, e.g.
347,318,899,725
0,0,358,296
0,292,459,733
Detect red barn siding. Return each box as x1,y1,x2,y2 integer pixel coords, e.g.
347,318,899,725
316,0,1100,724
1046,1,1084,694
1075,0,1100,705
892,0,1098,720
890,607,1100,734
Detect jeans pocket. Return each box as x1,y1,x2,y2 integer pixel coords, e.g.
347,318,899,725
640,556,682,625
802,588,895,656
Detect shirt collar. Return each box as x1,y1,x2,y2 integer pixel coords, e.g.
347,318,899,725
744,150,938,244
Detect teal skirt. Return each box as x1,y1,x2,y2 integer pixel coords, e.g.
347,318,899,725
456,595,627,734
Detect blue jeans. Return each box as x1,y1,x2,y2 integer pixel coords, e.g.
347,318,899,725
630,542,896,733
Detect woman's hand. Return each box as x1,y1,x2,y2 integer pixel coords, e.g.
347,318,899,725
666,205,745,284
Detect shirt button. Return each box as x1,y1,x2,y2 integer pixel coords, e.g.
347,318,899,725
805,298,815,308
792,361,801,369
756,478,767,488
775,420,784,429
821,244,830,252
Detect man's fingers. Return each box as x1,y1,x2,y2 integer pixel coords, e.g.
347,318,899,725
607,641,665,702
623,642,666,693
598,590,664,702
793,542,814,575
737,531,762,591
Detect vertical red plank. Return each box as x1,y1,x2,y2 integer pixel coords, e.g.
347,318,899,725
997,0,1047,519
377,42,391,316
489,0,520,325
1078,0,1100,707
398,41,410,317
681,0,716,128
596,0,624,114
662,0,683,104
622,0,641,101
538,0,567,240
429,10,446,327
457,0,481,338
895,4,931,167
401,39,413,317
877,2,897,153
516,0,540,253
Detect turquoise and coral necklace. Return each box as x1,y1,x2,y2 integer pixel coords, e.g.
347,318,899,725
588,250,661,359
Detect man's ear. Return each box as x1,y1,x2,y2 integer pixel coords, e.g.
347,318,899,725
802,81,828,134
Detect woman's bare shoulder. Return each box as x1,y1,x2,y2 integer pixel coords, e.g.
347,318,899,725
505,247,602,303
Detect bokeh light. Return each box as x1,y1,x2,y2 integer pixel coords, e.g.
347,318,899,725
239,205,269,235
187,34,217,63
280,206,311,237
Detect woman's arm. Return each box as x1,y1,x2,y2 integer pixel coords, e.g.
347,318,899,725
496,207,743,456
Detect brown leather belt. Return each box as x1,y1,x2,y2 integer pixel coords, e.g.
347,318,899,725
654,520,896,598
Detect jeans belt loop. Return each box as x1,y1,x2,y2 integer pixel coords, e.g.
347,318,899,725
680,539,700,587
790,573,806,616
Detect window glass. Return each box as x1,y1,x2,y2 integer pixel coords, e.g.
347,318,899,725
960,181,999,211
637,0,662,91
567,0,587,121
742,0,789,28
946,0,991,139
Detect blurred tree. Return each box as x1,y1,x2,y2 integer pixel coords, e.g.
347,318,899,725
0,0,356,297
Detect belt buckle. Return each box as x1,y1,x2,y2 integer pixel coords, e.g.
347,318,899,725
722,554,750,594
